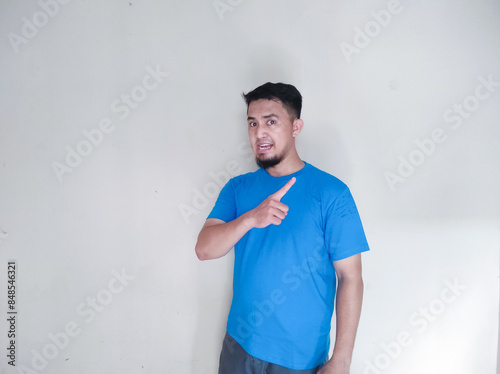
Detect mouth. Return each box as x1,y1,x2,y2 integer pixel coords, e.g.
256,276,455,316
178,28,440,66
256,143,273,154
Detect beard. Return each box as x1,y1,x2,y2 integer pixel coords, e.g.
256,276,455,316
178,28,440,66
255,154,283,169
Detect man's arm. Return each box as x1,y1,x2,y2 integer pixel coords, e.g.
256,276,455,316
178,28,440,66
319,253,364,374
195,216,253,260
195,177,296,261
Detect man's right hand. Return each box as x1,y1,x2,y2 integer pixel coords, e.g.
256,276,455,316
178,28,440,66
195,177,296,260
246,177,296,228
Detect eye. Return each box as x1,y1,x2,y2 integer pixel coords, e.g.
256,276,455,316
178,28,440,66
249,121,257,127
267,119,275,125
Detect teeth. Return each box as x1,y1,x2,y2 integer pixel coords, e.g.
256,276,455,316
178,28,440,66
259,144,271,148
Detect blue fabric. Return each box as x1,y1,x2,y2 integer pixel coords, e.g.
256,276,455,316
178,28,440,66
207,161,370,370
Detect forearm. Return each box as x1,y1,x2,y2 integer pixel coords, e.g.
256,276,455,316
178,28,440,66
195,213,253,260
329,276,364,367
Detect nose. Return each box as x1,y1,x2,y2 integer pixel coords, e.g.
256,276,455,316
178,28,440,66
255,123,268,139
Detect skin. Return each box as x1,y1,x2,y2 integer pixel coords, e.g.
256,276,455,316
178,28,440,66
246,98,304,177
195,98,364,374
318,254,363,374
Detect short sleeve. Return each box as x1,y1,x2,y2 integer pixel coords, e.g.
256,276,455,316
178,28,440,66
324,187,370,261
207,179,237,223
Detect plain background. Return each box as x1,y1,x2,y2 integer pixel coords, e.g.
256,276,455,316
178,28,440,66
0,0,499,373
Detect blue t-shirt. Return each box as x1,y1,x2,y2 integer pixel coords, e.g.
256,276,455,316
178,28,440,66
207,161,370,370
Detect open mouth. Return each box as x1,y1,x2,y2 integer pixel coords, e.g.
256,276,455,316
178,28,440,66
257,143,273,153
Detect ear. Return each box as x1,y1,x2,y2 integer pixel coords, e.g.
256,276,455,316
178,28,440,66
292,119,304,137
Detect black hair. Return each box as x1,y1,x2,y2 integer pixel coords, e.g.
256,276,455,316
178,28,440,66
242,82,302,120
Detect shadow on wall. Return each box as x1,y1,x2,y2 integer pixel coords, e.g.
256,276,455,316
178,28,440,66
244,46,302,92
298,121,352,183
192,251,234,373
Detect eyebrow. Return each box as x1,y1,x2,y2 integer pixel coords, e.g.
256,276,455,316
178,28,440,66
247,113,278,121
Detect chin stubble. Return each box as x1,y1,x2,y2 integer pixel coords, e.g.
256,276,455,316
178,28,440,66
255,155,282,169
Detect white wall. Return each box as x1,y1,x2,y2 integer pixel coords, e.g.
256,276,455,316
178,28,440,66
0,0,498,373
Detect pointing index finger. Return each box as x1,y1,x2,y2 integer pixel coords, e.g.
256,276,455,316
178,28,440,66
271,177,296,201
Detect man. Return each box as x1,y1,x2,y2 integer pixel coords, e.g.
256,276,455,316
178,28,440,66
195,82,370,374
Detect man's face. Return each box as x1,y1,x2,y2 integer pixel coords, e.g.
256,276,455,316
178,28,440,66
247,99,297,169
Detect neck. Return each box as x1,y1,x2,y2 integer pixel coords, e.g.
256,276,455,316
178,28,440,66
265,150,305,177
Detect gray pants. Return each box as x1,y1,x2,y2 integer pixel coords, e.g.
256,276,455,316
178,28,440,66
218,333,324,374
